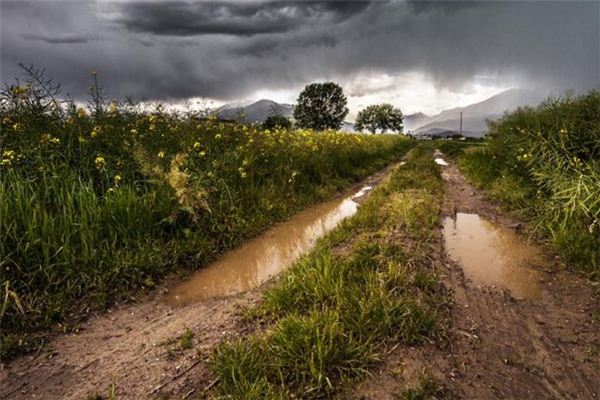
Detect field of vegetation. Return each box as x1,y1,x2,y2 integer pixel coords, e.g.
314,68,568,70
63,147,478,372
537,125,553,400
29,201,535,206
211,144,449,398
438,90,600,278
0,76,413,358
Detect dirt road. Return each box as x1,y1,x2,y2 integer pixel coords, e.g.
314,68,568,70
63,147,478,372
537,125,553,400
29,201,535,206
0,165,394,400
349,156,600,399
2,157,598,399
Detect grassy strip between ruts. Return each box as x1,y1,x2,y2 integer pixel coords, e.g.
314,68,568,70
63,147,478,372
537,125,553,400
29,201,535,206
210,143,449,399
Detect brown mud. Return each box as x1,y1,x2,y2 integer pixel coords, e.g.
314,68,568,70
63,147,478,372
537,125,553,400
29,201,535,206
0,165,393,400
348,155,600,400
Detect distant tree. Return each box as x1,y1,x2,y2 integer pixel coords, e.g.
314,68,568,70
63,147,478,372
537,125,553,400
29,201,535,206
263,114,292,130
293,82,348,130
354,104,404,134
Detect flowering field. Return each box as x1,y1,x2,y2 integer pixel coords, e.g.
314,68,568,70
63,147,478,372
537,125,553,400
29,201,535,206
0,85,412,357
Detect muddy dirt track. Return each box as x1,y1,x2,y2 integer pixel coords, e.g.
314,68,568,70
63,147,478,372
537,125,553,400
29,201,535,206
1,156,599,399
348,156,600,399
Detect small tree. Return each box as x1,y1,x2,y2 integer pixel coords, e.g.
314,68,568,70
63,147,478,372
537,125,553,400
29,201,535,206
354,103,403,134
263,114,292,130
293,82,348,130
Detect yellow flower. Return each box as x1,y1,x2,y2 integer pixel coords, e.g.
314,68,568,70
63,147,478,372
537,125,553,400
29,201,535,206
12,123,22,132
91,126,101,138
76,108,87,118
114,174,122,184
108,102,117,114
215,133,222,140
130,128,138,135
157,151,165,159
107,188,115,194
49,137,60,144
207,171,214,178
198,151,206,157
193,142,201,149
1,150,16,166
95,156,106,169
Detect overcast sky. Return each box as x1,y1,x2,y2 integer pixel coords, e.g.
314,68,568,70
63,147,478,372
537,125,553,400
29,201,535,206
1,0,599,116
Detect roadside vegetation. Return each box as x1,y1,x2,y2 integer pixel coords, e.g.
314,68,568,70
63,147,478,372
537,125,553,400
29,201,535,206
0,69,413,358
438,90,600,278
211,144,448,398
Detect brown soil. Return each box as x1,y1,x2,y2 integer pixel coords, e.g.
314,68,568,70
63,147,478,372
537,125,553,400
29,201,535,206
0,165,395,400
2,157,598,400
348,155,600,399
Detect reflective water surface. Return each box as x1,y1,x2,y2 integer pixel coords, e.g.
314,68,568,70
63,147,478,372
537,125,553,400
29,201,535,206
443,213,546,299
168,187,372,305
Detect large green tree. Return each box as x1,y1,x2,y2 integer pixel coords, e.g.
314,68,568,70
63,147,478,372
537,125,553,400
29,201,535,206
293,82,348,130
354,103,404,134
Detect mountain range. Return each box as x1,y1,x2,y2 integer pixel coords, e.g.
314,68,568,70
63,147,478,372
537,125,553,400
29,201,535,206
215,88,545,137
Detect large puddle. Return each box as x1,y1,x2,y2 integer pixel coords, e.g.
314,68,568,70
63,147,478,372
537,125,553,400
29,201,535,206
168,187,373,305
443,213,546,299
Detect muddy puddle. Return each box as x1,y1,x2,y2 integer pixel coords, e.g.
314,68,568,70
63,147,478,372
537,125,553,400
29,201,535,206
443,213,546,299
168,186,373,305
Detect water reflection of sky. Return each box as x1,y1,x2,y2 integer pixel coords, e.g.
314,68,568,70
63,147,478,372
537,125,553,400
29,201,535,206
443,213,546,299
168,188,368,305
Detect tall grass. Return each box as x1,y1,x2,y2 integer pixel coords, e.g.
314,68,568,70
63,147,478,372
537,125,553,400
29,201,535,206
446,91,600,277
0,71,414,358
211,144,447,398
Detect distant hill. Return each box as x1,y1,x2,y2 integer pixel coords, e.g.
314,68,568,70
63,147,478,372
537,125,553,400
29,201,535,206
215,99,293,123
410,88,544,137
404,112,429,131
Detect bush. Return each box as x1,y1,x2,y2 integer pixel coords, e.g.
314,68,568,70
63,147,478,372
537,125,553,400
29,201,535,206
459,91,600,276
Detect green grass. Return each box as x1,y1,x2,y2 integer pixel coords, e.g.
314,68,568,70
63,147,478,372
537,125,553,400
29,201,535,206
441,91,600,278
210,144,448,398
0,75,414,359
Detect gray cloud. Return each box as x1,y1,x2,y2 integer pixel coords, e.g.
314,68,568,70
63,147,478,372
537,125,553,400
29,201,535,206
117,1,374,36
21,33,98,44
1,0,598,103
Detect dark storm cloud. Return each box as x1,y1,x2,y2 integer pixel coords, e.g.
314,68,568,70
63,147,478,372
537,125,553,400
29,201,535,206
21,33,98,44
117,1,373,36
1,0,598,102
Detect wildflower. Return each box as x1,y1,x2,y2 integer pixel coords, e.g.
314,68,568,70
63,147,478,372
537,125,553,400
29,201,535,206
108,102,117,114
12,123,23,132
95,156,106,170
207,171,214,178
49,137,60,144
198,151,206,157
158,151,165,159
78,136,86,143
215,133,222,140
130,128,138,135
76,108,87,118
193,142,201,149
91,126,101,138
238,167,247,178
107,188,115,194
1,150,16,166
114,174,122,184
242,159,249,166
